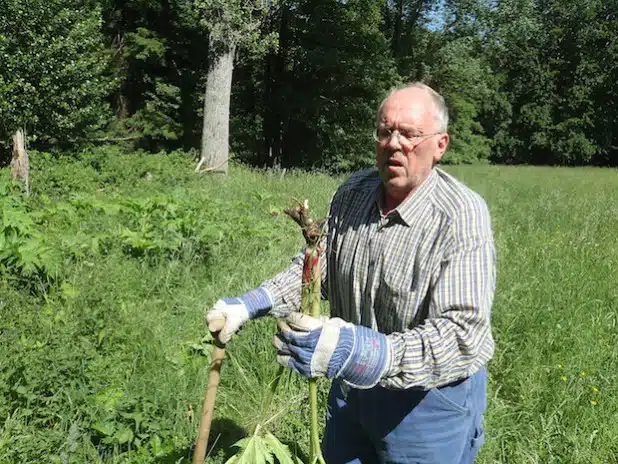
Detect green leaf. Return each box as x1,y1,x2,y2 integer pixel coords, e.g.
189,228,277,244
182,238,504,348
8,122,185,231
225,434,272,464
61,282,80,300
263,433,295,464
92,422,116,437
115,427,134,444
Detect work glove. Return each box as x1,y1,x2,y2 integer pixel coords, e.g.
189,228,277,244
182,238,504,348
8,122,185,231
273,313,392,389
205,287,273,344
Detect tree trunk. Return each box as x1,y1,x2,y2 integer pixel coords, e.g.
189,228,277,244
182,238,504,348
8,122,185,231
197,39,236,174
262,4,292,169
392,0,404,58
11,129,30,195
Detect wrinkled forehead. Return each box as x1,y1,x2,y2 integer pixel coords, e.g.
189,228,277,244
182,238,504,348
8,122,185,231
378,89,436,130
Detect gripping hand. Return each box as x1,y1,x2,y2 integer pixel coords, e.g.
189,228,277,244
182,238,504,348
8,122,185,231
274,313,391,388
205,287,273,344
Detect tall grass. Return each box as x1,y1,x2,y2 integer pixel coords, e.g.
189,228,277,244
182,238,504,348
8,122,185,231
0,151,616,463
450,165,618,463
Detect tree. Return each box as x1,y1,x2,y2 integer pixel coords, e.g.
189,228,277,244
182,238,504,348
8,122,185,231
282,0,400,171
192,0,277,173
0,0,114,151
426,37,495,163
484,0,554,164
98,0,211,151
233,0,401,171
414,0,499,163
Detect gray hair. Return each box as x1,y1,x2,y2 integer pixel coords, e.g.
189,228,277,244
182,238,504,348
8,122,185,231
377,82,449,133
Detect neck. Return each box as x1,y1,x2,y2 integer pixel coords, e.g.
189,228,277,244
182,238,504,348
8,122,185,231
382,196,396,216
381,188,409,215
380,168,435,215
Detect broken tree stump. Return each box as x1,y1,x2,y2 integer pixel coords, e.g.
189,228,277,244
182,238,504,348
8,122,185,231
11,129,30,195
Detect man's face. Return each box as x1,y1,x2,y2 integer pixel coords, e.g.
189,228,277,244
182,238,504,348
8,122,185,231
376,88,449,203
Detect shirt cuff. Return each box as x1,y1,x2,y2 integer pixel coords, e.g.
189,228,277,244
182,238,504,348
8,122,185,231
382,332,406,380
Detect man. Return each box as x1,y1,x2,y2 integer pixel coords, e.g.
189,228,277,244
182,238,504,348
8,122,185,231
206,82,496,463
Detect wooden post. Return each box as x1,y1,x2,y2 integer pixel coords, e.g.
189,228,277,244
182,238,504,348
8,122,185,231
193,317,226,464
11,129,30,195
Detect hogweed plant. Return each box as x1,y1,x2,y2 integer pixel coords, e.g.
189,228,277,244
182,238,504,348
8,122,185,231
220,198,326,464
283,198,327,464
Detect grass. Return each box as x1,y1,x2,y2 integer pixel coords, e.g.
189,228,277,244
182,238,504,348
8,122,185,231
0,150,616,463
452,165,618,463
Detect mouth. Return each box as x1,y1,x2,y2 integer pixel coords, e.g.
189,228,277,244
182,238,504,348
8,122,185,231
385,157,404,168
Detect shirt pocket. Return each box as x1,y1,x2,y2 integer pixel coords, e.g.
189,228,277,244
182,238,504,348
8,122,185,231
374,276,419,333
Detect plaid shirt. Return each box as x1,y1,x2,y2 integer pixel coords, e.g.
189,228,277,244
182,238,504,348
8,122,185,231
263,167,496,390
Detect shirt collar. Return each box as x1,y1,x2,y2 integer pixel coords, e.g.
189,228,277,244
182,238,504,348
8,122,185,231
377,168,438,227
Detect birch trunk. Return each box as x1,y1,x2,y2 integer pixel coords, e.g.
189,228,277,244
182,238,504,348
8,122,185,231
197,40,236,174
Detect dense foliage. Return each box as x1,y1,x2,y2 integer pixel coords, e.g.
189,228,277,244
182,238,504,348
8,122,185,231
0,0,114,151
0,149,617,463
0,147,333,463
1,0,617,167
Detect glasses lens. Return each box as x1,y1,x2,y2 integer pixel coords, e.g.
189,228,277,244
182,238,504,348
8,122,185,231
375,128,390,142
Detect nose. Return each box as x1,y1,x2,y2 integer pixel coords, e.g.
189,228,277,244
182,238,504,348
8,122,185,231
386,130,402,150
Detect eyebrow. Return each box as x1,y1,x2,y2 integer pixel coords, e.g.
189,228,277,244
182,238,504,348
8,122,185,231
378,122,424,133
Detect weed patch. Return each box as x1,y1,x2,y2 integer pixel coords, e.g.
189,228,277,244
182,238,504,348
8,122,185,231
0,154,616,463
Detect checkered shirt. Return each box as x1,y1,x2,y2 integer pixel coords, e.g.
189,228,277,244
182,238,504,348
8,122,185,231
262,167,496,390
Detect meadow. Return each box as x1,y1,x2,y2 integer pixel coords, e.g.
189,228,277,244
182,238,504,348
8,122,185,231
0,148,616,463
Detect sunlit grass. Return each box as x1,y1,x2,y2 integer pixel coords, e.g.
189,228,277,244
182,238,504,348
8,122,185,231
0,156,616,463
447,165,618,463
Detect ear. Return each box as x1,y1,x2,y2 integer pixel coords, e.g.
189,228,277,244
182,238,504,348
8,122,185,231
433,133,449,163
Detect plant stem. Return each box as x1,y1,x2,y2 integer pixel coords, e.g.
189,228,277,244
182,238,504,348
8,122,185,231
309,247,326,464
284,199,327,464
256,364,286,434
309,378,325,463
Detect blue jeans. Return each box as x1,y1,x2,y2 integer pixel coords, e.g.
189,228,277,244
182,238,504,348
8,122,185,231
323,368,487,463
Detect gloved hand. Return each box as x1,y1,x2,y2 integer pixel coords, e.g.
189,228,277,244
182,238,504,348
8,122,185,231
205,287,273,344
273,313,392,389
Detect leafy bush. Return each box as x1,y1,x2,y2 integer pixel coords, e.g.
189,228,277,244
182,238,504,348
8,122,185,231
0,0,114,149
0,175,60,290
0,149,340,463
29,147,196,196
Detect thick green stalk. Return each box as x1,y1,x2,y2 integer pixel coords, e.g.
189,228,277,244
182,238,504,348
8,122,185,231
308,248,326,464
309,379,323,463
284,199,327,464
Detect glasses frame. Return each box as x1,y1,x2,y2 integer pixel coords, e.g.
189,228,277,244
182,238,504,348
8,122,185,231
373,127,442,146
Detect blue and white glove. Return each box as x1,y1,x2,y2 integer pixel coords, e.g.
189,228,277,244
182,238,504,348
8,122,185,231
273,313,392,389
205,287,273,344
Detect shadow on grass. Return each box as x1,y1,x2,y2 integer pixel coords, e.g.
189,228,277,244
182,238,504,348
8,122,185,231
153,418,247,463
280,437,310,463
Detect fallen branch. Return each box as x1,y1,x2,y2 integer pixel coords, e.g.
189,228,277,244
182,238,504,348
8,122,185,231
195,157,228,173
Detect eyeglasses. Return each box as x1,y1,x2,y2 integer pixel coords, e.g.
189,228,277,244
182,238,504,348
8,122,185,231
373,127,441,145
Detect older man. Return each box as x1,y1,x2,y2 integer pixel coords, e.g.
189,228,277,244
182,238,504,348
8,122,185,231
206,82,496,463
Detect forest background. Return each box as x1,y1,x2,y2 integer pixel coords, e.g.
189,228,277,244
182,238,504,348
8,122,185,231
1,0,617,170
2,1,618,463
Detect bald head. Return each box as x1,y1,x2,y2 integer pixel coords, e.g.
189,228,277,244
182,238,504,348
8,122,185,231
374,82,450,210
377,83,449,133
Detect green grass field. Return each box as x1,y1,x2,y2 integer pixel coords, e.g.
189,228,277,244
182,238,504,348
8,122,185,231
0,149,616,463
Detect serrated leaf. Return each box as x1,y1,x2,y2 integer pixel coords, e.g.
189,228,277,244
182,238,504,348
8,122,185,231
263,433,295,464
225,434,272,464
